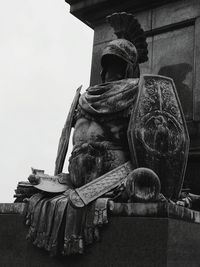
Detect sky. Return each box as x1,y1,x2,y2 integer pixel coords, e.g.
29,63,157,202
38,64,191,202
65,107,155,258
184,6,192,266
0,0,93,202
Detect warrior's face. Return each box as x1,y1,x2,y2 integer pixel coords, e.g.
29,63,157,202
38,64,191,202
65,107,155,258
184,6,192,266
103,55,127,82
101,39,138,83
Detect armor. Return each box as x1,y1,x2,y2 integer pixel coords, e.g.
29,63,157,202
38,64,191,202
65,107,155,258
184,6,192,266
101,12,148,81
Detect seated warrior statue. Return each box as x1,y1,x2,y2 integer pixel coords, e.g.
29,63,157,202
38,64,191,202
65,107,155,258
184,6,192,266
24,12,189,256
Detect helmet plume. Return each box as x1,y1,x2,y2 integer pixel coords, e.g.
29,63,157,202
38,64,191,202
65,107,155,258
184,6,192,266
107,12,148,64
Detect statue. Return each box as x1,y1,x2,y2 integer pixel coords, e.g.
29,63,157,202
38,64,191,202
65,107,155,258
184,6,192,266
15,12,191,256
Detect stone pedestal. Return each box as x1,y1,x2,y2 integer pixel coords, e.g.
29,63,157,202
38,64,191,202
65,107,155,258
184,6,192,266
0,212,200,267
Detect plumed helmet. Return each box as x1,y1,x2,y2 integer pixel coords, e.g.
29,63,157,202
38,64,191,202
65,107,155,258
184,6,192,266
101,39,138,68
101,12,148,73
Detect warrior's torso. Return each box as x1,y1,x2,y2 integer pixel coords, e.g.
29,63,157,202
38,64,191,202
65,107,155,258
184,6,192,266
69,79,138,187
73,111,130,146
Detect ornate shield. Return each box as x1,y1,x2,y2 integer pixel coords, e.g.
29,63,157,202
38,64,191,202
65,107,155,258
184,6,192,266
127,75,190,200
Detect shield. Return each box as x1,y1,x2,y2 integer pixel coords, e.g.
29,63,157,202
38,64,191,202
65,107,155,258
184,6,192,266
54,85,82,175
127,75,190,200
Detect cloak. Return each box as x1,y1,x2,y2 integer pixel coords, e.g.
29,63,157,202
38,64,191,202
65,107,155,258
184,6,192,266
79,78,139,115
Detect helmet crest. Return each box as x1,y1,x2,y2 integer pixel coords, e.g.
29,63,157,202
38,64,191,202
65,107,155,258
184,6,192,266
106,12,148,64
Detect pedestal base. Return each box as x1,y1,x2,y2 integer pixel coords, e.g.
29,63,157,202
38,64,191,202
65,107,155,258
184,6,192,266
0,212,200,267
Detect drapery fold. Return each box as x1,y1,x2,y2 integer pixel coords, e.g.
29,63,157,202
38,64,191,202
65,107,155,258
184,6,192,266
26,193,110,256
79,79,138,115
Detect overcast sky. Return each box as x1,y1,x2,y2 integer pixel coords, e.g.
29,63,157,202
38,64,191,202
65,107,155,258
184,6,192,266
0,0,93,202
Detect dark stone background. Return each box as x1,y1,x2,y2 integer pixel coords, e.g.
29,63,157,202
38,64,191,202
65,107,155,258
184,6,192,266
1,215,200,267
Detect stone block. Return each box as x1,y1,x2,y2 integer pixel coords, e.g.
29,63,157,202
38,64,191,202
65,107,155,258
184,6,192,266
152,25,194,121
152,0,200,29
1,213,200,266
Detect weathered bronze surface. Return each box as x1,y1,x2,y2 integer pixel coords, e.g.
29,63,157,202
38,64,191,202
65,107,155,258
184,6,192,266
20,10,193,257
128,75,190,200
55,86,82,175
88,0,200,178
125,168,161,202
69,161,132,208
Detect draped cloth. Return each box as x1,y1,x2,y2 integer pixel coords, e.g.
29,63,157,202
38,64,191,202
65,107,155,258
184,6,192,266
79,78,139,115
25,78,139,256
26,193,110,256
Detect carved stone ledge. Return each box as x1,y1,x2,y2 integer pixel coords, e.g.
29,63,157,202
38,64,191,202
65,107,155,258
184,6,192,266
0,203,27,215
1,201,200,225
65,0,180,28
109,202,200,224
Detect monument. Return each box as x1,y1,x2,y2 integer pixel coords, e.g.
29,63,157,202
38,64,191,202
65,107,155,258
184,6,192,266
1,1,200,267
